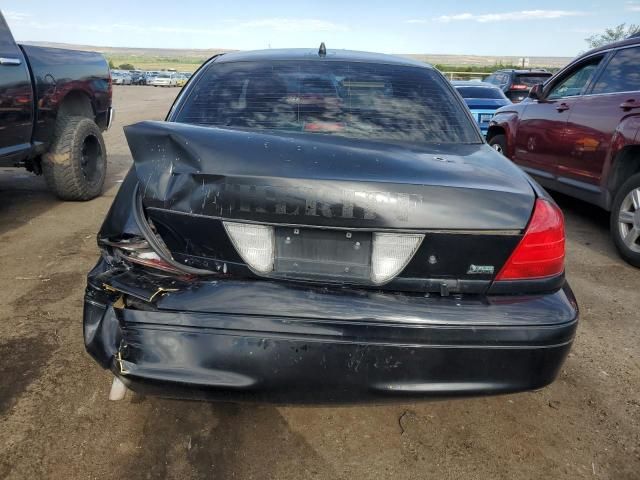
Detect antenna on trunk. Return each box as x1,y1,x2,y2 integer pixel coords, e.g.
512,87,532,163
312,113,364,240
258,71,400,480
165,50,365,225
318,42,327,57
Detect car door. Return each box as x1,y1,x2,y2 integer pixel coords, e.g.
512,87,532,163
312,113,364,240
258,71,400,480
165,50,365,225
0,12,33,159
557,45,640,191
512,56,604,179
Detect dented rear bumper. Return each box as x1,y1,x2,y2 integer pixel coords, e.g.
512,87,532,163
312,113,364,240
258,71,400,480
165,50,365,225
84,259,578,403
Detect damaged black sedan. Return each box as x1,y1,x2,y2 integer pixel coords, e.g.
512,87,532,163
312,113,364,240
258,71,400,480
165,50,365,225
84,48,578,403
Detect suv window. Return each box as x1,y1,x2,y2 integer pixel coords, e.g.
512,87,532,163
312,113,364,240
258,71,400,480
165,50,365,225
484,74,498,85
485,73,509,87
547,58,602,100
177,60,479,145
514,73,552,87
455,86,507,99
591,46,640,95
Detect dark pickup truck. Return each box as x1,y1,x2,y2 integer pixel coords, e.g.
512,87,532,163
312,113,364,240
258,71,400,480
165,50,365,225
0,11,112,200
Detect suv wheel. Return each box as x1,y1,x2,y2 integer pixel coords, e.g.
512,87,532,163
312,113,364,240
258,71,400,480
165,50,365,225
489,134,506,155
42,116,107,201
610,172,640,267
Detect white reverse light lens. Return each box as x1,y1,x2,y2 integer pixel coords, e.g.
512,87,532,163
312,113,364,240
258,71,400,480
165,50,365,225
371,233,424,284
223,222,275,273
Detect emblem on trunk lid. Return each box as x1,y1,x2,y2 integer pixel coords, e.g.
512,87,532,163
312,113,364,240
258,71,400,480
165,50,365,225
467,264,495,275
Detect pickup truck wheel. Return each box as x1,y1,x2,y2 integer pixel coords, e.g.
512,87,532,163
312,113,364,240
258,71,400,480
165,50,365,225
43,116,107,201
489,134,506,155
611,172,640,267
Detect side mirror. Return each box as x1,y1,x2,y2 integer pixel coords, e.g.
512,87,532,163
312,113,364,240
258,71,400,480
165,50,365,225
528,83,544,100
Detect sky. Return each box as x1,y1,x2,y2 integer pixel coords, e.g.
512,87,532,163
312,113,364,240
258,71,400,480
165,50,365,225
2,0,639,57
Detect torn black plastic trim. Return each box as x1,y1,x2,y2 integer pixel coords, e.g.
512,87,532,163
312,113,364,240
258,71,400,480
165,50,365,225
83,287,121,368
488,272,567,295
132,183,216,276
88,260,578,326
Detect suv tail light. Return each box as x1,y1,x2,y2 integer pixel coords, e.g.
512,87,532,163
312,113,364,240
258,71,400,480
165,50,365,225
510,84,529,91
496,199,565,280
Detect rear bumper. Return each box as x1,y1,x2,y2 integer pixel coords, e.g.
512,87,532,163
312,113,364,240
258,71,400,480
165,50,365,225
84,263,578,403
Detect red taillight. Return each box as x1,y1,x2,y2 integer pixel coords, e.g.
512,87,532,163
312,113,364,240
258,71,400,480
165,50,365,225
510,84,529,91
124,251,184,274
101,238,184,275
496,199,565,280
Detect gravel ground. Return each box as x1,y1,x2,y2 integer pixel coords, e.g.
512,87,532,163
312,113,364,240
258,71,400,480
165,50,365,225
0,86,638,480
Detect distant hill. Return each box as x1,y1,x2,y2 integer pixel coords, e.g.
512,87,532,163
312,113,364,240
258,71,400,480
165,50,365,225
19,41,234,71
19,41,573,71
403,53,573,68
19,41,235,58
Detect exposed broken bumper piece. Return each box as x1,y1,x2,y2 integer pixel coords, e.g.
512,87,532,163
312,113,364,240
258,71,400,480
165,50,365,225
85,260,578,403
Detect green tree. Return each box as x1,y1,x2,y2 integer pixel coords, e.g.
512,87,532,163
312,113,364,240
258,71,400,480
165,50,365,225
586,23,640,48
108,59,115,69
118,63,135,70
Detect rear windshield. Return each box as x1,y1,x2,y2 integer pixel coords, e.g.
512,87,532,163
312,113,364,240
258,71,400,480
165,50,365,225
158,73,171,78
176,60,479,144
515,74,552,87
455,86,505,99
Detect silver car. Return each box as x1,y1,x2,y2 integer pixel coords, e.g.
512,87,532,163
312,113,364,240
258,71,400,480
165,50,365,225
111,70,132,85
149,72,177,87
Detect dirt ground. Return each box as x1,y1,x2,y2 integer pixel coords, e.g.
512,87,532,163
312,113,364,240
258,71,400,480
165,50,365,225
0,86,638,480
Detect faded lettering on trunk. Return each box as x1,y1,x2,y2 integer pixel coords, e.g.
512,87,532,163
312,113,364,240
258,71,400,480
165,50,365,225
224,183,422,222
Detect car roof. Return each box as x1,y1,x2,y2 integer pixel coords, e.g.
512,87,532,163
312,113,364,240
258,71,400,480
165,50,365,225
214,48,433,69
494,69,551,74
451,81,497,88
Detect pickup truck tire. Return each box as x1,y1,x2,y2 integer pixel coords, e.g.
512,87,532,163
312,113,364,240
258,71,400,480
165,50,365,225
488,134,507,155
610,172,640,267
42,116,107,201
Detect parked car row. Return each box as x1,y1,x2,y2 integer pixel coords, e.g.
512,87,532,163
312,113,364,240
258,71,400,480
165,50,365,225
487,35,640,266
450,70,556,135
455,37,640,267
484,69,553,102
110,69,192,87
451,81,511,135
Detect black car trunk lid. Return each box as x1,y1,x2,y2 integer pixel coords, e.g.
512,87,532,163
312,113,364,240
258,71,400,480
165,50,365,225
124,121,534,290
126,121,533,229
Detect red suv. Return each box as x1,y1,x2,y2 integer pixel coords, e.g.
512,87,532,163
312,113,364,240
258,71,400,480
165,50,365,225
488,36,640,266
